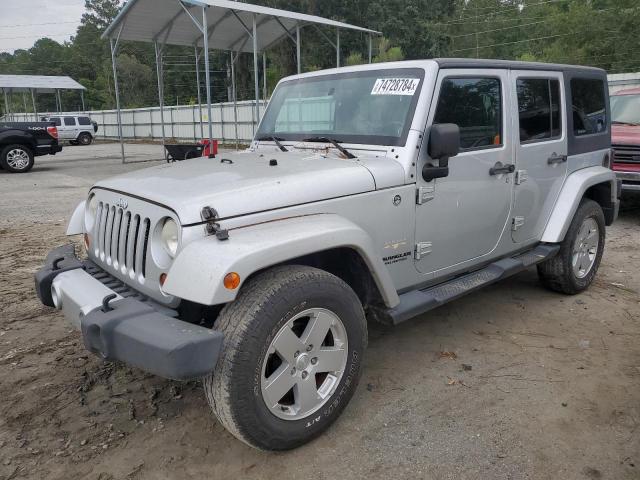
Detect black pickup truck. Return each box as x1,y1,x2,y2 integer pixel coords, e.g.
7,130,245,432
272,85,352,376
0,121,62,173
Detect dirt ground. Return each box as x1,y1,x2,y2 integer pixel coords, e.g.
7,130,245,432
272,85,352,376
1,143,639,480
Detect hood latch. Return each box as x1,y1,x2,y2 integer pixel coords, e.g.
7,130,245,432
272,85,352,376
201,206,229,241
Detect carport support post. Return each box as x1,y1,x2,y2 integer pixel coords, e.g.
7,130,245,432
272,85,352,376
230,51,239,150
2,90,9,120
194,46,204,140
368,34,372,63
30,89,38,121
202,6,214,157
154,41,167,157
110,34,125,164
81,90,85,112
252,15,260,134
56,89,63,113
296,24,301,74
22,93,28,120
336,28,340,67
263,52,267,107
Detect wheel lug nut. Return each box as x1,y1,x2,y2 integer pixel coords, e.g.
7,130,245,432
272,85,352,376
294,351,299,358
291,368,296,375
301,371,308,379
311,357,317,365
306,345,313,352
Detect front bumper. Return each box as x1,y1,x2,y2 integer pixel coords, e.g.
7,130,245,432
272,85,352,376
615,170,640,192
35,245,223,380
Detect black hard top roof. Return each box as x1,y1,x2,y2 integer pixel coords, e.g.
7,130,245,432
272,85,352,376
434,58,606,75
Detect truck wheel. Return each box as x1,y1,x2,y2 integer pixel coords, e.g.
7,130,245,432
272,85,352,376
0,144,34,173
537,199,605,294
78,133,92,145
204,265,367,450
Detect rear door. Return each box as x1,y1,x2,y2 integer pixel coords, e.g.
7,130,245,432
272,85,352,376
510,71,567,243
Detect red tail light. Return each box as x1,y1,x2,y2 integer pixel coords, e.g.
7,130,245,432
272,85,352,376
47,126,58,139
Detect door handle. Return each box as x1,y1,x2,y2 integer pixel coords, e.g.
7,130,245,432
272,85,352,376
548,153,567,165
489,162,515,176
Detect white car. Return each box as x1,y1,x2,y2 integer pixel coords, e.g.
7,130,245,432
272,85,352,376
42,115,97,145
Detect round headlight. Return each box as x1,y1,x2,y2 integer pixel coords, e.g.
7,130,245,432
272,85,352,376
85,194,98,230
161,218,179,258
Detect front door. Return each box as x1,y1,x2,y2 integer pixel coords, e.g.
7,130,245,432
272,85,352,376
415,69,513,275
510,71,568,243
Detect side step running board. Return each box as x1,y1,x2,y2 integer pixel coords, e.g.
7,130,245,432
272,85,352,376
388,244,560,325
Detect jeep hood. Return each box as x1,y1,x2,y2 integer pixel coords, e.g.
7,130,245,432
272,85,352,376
93,150,399,225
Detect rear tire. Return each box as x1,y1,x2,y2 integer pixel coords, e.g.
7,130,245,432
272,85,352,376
537,199,605,294
204,265,367,451
0,144,34,173
78,133,92,145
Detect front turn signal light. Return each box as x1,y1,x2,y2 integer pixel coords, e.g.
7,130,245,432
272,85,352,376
224,272,241,290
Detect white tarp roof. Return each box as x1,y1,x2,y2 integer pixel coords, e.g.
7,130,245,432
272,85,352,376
102,0,380,53
0,75,85,93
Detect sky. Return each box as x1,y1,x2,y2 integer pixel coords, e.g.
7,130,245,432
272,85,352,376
0,0,86,53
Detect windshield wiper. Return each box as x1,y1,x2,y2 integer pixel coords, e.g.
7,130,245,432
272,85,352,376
257,135,288,152
302,136,357,159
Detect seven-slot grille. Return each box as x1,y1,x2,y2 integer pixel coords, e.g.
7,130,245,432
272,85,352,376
93,201,151,281
612,144,640,164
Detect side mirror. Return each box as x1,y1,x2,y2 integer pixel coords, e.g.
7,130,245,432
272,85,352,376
422,123,460,182
428,123,460,161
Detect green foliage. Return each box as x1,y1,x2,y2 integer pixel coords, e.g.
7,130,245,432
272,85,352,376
345,52,364,66
373,37,405,63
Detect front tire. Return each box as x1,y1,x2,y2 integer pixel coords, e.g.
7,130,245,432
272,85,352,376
204,265,367,451
537,199,605,294
0,144,34,173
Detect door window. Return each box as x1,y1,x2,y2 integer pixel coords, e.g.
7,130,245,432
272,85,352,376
570,78,607,136
63,117,76,126
517,78,562,143
78,116,91,125
433,77,502,150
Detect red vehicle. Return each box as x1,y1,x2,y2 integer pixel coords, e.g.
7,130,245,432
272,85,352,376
611,87,640,192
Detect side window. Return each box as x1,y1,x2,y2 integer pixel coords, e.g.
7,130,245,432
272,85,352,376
63,117,76,126
50,117,61,126
433,77,502,150
517,78,562,143
571,78,606,136
78,116,91,125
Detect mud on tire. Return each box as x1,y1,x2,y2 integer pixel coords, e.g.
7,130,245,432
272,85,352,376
203,265,367,451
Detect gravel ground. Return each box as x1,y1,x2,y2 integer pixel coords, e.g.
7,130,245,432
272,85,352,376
0,143,639,480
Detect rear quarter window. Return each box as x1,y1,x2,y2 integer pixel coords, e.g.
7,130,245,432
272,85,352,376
571,78,607,136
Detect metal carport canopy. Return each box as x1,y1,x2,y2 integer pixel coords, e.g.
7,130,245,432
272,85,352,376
0,75,85,93
103,0,380,51
0,75,86,121
102,0,381,164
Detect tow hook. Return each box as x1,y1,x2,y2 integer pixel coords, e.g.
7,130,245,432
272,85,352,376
201,206,229,241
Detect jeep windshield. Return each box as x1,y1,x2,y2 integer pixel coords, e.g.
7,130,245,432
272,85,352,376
611,94,640,126
256,68,424,147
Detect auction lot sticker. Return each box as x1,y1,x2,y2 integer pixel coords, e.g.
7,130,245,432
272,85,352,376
371,78,419,95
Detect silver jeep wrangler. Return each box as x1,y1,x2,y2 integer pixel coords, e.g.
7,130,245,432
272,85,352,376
35,59,619,450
